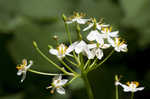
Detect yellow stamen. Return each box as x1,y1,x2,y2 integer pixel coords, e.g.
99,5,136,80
22,59,27,66
16,65,25,70
57,44,67,55
132,81,139,87
126,81,130,86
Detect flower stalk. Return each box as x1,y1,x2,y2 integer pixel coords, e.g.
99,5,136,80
131,92,134,99
82,72,94,99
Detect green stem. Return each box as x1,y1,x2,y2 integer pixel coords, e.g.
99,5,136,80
82,72,94,99
131,92,134,99
64,23,72,44
84,60,91,70
28,69,61,76
116,85,119,99
65,57,78,67
59,59,77,74
86,58,98,73
33,41,73,76
65,74,80,86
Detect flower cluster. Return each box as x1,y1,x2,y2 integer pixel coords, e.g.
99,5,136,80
16,12,129,96
50,12,127,60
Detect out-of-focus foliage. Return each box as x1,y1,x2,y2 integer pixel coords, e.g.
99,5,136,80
0,0,150,99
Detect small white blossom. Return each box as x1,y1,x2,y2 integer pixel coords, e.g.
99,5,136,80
49,44,72,59
109,38,128,52
83,19,109,31
67,40,94,59
101,27,119,39
66,12,90,24
87,30,105,43
116,81,144,92
46,75,68,95
16,59,33,82
88,42,110,60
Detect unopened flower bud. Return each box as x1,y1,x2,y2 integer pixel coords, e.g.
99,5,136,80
62,14,67,22
53,35,58,40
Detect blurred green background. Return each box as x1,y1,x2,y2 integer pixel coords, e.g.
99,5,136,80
0,0,150,99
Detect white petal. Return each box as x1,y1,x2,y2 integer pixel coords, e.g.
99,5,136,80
101,44,111,49
120,44,128,52
56,87,65,95
119,83,130,90
17,70,23,76
77,19,90,24
115,38,120,45
134,87,144,92
66,21,73,24
96,24,102,30
123,88,131,92
49,49,59,56
84,47,95,59
83,23,94,31
115,47,121,52
95,48,103,60
109,31,119,37
66,41,79,54
108,37,115,46
96,37,104,44
87,30,100,41
115,81,121,86
87,44,97,49
21,72,26,82
74,41,86,54
58,79,68,86
26,60,33,69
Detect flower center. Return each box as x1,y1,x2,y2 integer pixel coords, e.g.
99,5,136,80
57,44,67,55
16,65,25,70
126,81,139,89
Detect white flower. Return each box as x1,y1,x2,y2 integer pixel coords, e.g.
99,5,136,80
67,40,94,59
83,21,109,31
66,12,90,24
109,38,128,52
46,75,68,95
88,42,110,60
87,30,105,43
116,81,144,92
49,44,72,59
16,59,33,82
101,27,119,39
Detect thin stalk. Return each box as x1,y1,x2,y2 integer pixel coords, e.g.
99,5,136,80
65,57,78,67
28,69,61,76
87,58,98,72
82,72,94,99
131,92,134,99
33,41,73,76
64,23,72,44
115,85,119,99
73,51,80,66
59,59,77,74
84,60,91,70
65,74,80,86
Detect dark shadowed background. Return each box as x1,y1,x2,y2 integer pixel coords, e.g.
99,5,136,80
0,0,150,99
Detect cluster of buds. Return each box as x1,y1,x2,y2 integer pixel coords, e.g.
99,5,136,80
16,12,130,96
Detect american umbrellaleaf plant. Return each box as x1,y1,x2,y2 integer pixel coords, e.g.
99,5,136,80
16,12,143,99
